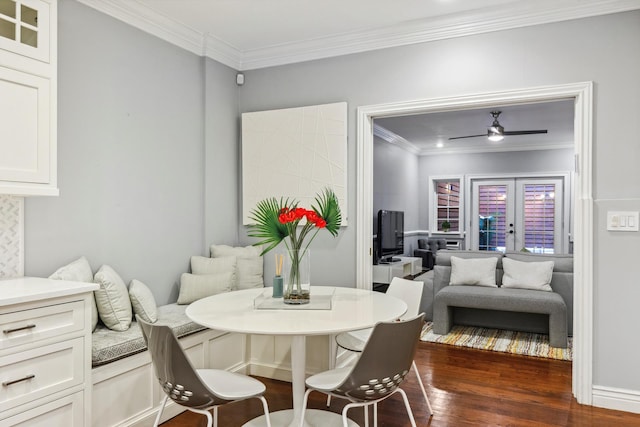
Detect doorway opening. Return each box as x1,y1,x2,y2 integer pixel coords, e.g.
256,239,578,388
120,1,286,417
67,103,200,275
355,82,593,404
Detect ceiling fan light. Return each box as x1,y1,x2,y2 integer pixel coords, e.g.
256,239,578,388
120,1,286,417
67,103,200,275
488,125,504,142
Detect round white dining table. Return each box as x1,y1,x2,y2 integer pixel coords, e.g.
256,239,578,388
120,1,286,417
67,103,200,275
186,286,407,427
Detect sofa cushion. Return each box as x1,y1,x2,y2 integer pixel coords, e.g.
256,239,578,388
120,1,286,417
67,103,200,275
49,256,99,331
91,304,206,367
502,258,554,291
94,265,133,332
129,279,158,323
449,256,498,287
505,252,573,273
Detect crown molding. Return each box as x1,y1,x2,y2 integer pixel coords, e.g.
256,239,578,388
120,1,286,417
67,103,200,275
76,0,640,71
76,0,243,69
373,124,420,155
239,0,640,70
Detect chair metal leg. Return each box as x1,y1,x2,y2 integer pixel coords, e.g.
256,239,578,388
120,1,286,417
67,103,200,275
373,401,378,427
397,388,417,427
364,404,369,427
412,360,434,415
207,409,214,427
153,395,169,427
342,403,356,427
258,396,272,427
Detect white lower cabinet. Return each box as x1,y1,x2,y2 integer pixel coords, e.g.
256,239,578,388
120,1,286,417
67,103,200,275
0,278,96,426
0,392,84,427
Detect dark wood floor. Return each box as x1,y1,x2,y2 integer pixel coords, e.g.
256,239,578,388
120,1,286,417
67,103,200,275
162,342,640,426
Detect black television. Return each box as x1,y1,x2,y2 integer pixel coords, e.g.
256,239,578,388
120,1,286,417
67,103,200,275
376,210,404,263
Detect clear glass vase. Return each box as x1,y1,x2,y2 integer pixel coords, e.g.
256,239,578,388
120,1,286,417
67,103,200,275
284,249,310,304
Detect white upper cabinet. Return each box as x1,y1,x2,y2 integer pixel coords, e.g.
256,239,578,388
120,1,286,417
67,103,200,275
0,0,57,196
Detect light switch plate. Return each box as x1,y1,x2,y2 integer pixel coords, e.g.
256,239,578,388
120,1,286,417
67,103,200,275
607,211,639,231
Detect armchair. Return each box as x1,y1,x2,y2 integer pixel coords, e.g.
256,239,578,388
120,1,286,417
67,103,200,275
413,239,434,270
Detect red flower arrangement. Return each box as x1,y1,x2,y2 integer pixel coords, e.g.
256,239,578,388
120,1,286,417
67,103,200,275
248,189,342,303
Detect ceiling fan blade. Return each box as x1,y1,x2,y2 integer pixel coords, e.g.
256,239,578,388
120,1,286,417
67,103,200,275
502,130,548,135
448,134,488,140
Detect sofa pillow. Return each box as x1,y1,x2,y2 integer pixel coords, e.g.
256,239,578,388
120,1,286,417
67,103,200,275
48,256,99,331
236,257,264,289
209,244,262,258
129,279,158,323
501,258,555,291
177,272,234,305
191,255,237,279
449,256,498,287
94,265,132,331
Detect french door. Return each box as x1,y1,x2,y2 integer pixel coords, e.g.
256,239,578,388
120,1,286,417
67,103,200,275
470,178,564,253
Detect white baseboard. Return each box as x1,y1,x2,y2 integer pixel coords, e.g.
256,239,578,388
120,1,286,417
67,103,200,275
592,385,640,414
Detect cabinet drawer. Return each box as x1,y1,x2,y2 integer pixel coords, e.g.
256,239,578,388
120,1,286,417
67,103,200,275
0,301,84,350
0,391,83,426
0,337,84,412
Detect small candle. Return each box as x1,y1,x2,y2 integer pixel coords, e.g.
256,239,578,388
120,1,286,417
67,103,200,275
273,275,283,298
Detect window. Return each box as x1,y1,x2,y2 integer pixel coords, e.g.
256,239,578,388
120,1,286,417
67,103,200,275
433,178,461,232
0,0,39,48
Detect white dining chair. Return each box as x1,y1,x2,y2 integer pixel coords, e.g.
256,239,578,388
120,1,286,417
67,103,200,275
137,316,272,427
330,277,434,416
303,314,426,427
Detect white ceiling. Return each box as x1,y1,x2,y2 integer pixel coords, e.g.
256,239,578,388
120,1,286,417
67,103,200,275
79,0,640,70
374,99,575,155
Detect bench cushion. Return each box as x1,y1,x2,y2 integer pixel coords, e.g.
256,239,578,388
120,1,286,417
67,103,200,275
435,285,566,314
92,303,206,367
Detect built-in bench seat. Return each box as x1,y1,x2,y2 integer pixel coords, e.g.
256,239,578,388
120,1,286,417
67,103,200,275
91,303,206,367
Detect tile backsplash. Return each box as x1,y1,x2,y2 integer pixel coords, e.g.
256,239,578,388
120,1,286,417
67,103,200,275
0,195,24,278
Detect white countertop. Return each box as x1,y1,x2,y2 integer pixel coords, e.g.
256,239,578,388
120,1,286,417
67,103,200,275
0,277,98,307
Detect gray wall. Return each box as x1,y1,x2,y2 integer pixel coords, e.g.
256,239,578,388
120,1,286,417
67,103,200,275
239,12,640,392
373,137,420,231
25,0,210,305
204,58,240,249
417,148,575,229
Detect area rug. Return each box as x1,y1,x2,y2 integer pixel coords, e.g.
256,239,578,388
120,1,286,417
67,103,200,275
420,322,572,361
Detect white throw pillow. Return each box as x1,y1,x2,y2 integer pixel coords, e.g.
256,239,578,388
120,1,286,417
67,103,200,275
236,257,264,289
129,279,158,323
210,244,262,258
449,256,498,287
94,265,132,331
177,272,234,305
48,256,99,331
501,258,555,291
191,255,237,278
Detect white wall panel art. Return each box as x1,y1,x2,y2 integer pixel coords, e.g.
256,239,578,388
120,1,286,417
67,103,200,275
242,102,348,225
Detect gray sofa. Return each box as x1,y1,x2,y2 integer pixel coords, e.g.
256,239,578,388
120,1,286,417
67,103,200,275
416,250,573,348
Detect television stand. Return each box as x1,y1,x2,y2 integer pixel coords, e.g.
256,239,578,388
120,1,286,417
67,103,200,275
372,257,422,284
378,257,401,264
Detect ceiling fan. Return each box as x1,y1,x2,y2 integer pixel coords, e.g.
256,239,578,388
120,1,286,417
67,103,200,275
448,111,548,142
